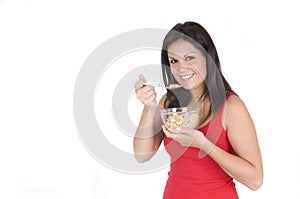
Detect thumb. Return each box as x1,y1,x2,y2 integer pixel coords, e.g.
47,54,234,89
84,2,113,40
139,74,146,81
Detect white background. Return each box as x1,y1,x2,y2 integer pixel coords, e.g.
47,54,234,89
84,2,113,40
1,0,300,198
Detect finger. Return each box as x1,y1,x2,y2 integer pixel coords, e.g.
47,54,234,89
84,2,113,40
144,87,156,97
162,125,177,139
143,95,157,105
175,127,195,135
171,132,194,147
135,82,144,90
166,127,181,134
139,74,146,81
138,74,146,87
135,74,147,89
136,86,156,99
172,134,192,147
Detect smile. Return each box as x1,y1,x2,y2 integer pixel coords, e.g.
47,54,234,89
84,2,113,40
180,73,194,80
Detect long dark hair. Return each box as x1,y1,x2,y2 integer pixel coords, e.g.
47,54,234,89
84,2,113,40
161,22,233,121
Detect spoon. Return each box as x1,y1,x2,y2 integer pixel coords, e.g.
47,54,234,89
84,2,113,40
143,82,182,89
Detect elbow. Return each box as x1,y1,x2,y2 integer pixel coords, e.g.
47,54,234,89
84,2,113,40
133,142,156,163
249,181,262,191
134,153,152,163
134,155,149,163
248,174,263,191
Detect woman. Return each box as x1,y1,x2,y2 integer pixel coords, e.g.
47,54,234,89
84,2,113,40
134,21,263,198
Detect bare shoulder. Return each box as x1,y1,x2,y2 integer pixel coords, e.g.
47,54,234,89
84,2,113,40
225,94,254,130
226,94,249,115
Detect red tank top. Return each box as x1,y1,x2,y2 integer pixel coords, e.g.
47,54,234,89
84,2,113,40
163,92,239,199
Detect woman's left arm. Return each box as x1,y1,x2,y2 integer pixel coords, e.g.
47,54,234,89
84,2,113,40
162,95,263,190
208,95,263,190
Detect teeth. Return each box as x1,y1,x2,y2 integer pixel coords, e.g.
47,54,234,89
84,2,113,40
181,74,193,79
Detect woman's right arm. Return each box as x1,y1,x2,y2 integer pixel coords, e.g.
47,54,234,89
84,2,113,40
133,75,165,163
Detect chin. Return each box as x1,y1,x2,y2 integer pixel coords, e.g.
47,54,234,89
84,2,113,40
182,81,203,90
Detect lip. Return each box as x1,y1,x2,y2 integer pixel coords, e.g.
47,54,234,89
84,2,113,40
179,73,194,80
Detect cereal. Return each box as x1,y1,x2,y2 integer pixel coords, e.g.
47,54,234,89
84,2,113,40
165,112,199,129
168,84,182,89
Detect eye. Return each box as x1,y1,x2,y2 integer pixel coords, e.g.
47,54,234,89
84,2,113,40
186,56,195,61
169,59,177,64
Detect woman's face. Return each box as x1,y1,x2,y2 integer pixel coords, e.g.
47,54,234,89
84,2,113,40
167,39,207,92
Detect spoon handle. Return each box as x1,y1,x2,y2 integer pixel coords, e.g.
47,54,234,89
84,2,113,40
143,82,182,89
143,82,165,87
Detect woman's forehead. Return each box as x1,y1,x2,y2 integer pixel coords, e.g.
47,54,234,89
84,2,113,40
167,39,202,58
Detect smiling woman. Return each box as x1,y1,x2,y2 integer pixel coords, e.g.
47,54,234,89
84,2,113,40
133,21,263,199
167,39,207,91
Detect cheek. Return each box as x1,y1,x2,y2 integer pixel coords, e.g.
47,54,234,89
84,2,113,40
170,67,179,77
170,69,184,84
199,66,207,79
193,62,207,79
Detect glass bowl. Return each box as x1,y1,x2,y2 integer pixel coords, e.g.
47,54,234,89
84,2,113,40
160,107,200,129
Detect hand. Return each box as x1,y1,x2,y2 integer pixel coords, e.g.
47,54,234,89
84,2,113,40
162,126,215,152
135,74,157,106
162,126,202,147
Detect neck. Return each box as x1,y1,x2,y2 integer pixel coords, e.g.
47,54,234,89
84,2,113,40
190,84,205,99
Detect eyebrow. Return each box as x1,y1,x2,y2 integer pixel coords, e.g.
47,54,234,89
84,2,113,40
168,52,198,59
183,52,198,57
